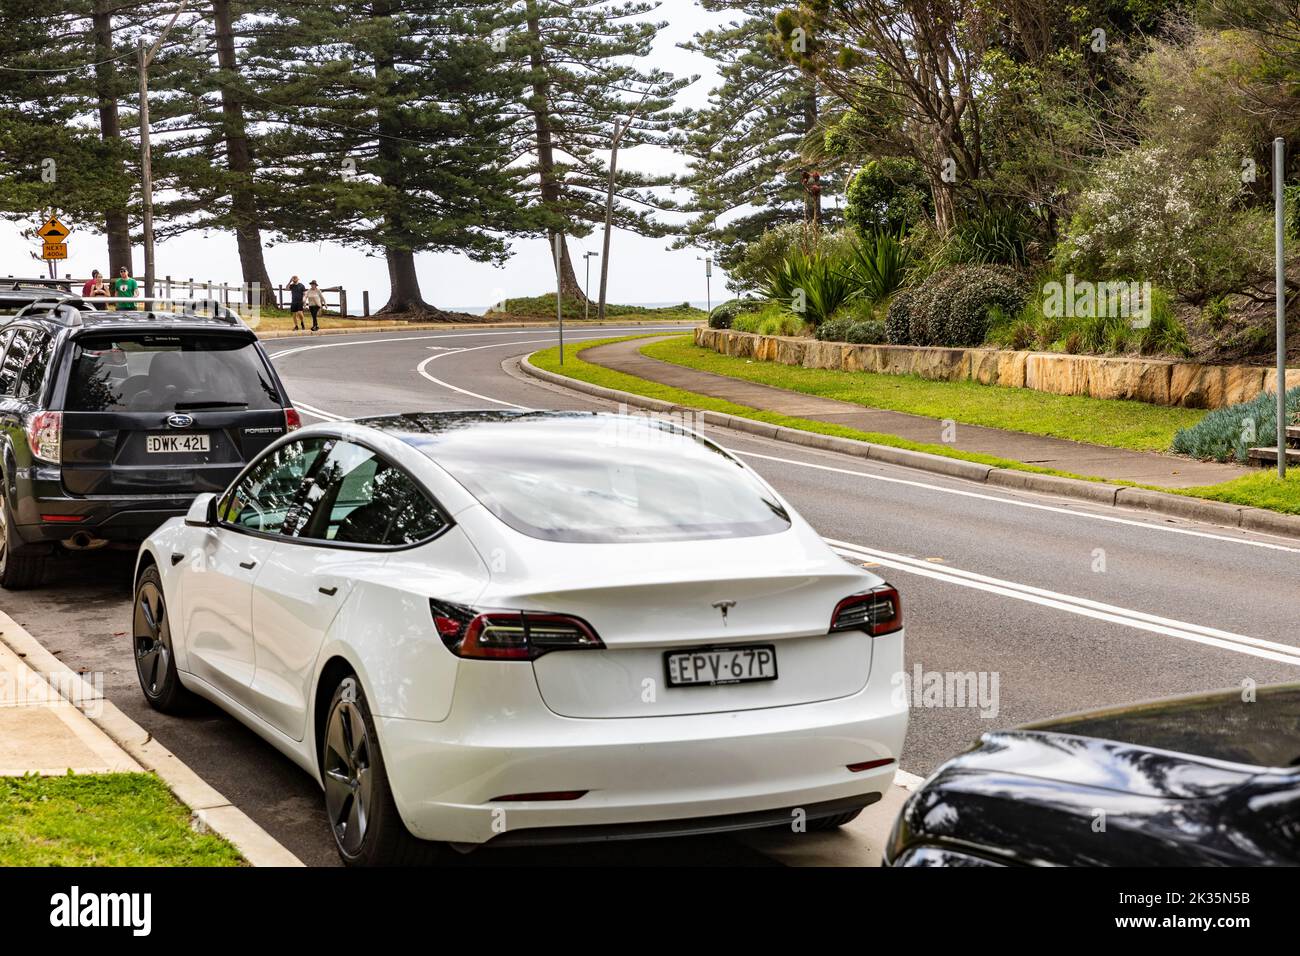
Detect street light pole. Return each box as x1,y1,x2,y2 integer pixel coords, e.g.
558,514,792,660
1275,136,1288,478
137,2,189,299
583,251,599,322
554,233,565,365
697,256,713,315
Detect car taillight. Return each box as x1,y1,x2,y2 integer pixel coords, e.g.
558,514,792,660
831,585,902,636
284,407,302,432
25,411,62,464
430,600,604,660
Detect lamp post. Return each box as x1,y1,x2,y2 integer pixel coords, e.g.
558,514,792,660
1275,137,1288,478
696,255,713,315
583,251,599,322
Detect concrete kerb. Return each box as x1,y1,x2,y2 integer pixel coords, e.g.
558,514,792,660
0,610,303,867
519,353,1300,542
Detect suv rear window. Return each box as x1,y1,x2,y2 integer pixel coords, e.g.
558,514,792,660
65,333,282,413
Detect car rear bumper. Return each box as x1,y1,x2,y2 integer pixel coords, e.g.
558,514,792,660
15,495,191,546
377,631,908,845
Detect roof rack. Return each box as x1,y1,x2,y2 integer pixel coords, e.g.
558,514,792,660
10,297,242,329
65,297,243,325
6,277,74,292
12,301,84,326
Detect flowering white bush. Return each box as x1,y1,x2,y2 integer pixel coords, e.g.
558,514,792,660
1056,143,1271,299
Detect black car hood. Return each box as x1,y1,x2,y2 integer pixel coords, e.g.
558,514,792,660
888,684,1300,866
1025,683,1300,769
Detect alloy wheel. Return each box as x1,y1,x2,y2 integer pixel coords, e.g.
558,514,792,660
323,683,374,856
133,580,171,697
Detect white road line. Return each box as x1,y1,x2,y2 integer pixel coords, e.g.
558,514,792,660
417,346,534,410
730,448,1300,556
831,539,1300,668
266,326,686,361
294,401,346,422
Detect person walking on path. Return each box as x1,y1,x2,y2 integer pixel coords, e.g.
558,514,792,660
305,280,325,332
287,275,307,331
112,266,139,310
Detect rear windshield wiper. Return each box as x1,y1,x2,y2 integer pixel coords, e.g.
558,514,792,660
173,401,248,410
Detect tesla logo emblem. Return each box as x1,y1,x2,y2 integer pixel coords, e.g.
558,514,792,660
167,413,194,429
712,601,737,625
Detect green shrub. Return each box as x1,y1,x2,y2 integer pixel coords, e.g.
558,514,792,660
1135,289,1191,357
759,246,856,327
934,208,1034,267
845,318,887,344
815,316,887,344
1056,143,1272,301
844,158,933,236
844,229,914,303
887,265,1027,347
708,298,763,329
885,287,924,345
729,223,859,294
816,317,851,342
939,265,1029,346
1172,386,1300,462
1201,295,1231,330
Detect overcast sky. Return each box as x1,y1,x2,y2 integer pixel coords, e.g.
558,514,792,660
1,0,743,311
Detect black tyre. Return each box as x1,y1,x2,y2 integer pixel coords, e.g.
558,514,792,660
0,494,43,590
322,674,445,866
133,566,194,713
807,807,864,831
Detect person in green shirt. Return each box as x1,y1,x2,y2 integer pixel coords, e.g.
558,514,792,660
112,266,139,310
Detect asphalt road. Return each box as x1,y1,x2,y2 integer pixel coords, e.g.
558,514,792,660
7,321,1300,866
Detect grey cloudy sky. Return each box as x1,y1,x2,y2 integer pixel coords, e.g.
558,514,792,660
2,0,744,310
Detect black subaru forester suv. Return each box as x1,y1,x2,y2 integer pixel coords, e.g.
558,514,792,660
0,299,299,588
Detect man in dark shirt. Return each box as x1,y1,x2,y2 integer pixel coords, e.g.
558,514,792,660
287,275,307,331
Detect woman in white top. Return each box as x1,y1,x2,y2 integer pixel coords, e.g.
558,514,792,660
305,281,326,332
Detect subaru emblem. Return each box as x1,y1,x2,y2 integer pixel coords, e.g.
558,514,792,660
167,413,194,429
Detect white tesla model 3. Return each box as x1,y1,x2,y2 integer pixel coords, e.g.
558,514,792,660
133,411,907,864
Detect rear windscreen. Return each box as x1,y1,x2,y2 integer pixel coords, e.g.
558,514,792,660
65,333,282,413
412,416,792,543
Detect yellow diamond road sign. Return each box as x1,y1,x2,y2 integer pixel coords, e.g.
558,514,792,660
37,216,70,241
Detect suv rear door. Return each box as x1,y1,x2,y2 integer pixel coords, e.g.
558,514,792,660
59,329,290,497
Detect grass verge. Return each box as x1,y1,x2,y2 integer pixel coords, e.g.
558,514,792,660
0,772,246,866
531,337,1103,481
1175,470,1300,515
644,336,1203,452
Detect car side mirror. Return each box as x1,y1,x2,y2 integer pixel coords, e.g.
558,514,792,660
185,492,218,528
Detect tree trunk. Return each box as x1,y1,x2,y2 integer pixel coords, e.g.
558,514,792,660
803,81,821,226
382,248,429,313
91,0,132,275
525,2,586,303
212,0,274,306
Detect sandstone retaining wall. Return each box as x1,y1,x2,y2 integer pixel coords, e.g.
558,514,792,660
694,327,1300,409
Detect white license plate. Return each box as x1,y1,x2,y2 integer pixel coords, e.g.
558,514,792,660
146,434,210,454
665,645,778,687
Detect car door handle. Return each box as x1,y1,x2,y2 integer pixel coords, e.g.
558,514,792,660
239,560,257,570
318,586,338,596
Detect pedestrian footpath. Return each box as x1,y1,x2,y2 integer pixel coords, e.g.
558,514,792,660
582,336,1250,488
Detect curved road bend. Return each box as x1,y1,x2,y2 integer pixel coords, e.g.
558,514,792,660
7,323,1299,865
